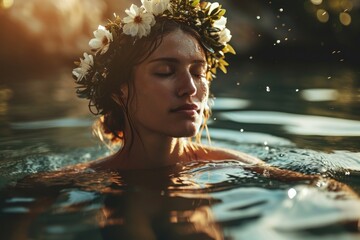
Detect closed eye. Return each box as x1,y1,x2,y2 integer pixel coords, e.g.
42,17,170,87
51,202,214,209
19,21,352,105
153,72,174,77
192,72,206,78
190,63,207,79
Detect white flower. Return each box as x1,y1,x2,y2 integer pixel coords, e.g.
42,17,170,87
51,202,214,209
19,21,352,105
72,53,94,82
89,25,113,55
208,2,220,15
141,0,170,15
213,16,227,30
122,4,155,38
219,28,232,44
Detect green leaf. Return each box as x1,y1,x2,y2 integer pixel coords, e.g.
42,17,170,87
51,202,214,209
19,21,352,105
191,0,200,7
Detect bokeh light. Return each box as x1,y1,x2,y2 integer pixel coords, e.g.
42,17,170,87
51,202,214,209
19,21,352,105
339,12,351,25
309,0,355,25
311,0,323,5
317,9,330,22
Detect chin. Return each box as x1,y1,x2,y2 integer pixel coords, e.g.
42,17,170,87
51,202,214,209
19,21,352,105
172,124,200,138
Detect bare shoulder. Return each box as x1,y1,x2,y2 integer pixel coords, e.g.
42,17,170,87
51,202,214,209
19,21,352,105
189,143,264,165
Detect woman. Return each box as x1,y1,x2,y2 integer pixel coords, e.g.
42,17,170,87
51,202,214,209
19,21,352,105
72,0,355,191
72,0,260,169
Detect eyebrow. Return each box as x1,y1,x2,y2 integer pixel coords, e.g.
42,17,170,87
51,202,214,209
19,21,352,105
148,57,206,65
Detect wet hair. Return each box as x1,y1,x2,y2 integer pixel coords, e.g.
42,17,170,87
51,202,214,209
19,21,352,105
94,18,212,147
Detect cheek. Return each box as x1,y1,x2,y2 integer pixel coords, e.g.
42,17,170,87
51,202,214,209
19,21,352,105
197,80,210,114
198,79,209,101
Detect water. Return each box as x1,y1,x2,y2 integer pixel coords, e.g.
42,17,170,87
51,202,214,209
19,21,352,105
0,64,360,239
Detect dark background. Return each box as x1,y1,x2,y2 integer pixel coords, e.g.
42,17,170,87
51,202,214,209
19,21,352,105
0,0,359,75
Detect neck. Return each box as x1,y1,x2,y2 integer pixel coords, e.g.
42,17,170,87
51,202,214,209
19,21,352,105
106,131,190,170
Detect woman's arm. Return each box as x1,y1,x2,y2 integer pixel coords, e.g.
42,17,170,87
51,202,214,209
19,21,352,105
193,144,358,196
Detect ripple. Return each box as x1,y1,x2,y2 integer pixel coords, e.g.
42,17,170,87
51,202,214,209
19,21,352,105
220,111,360,136
212,97,251,110
300,88,339,102
208,128,293,146
211,185,360,240
11,118,92,130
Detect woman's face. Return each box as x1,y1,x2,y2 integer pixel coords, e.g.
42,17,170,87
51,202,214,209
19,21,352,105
127,29,209,138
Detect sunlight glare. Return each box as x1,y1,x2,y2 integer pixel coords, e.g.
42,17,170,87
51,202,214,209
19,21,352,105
300,89,339,102
1,0,14,9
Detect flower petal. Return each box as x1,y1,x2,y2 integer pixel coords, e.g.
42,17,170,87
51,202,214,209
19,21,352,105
209,2,220,15
214,16,227,30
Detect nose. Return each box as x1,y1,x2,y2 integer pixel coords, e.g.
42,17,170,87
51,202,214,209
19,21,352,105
177,71,197,97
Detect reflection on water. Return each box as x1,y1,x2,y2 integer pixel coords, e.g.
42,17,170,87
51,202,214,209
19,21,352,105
220,111,360,136
300,88,339,102
0,64,360,239
0,162,359,240
11,118,92,130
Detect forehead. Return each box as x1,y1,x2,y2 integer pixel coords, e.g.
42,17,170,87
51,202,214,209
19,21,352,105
146,29,206,62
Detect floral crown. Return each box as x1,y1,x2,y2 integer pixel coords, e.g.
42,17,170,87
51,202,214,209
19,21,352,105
72,0,235,115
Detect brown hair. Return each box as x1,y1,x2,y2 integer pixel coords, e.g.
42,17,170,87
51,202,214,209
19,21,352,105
94,18,212,147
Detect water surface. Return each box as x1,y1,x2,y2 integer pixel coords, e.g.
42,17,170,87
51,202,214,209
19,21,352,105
0,64,360,239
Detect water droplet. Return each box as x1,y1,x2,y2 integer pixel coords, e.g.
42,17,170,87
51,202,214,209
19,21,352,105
249,56,253,60
236,82,240,86
295,89,299,92
264,141,268,145
345,171,350,176
213,118,217,121
240,129,244,132
279,8,284,12
256,16,261,20
288,188,297,199
327,76,332,79
276,40,281,44
266,86,271,92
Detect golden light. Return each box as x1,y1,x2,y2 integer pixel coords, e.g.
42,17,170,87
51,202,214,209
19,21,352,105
339,12,351,25
311,0,323,5
316,9,329,23
0,0,14,9
329,0,341,9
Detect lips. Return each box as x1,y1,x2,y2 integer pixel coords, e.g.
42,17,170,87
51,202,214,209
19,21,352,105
170,103,200,113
